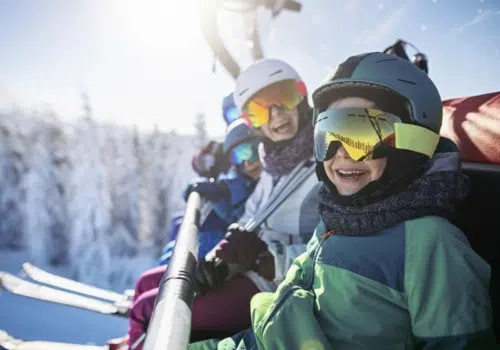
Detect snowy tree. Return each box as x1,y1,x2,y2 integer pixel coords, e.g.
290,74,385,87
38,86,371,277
0,98,200,290
21,118,68,266
141,130,171,254
66,117,113,288
134,126,154,244
0,111,26,249
194,112,207,148
49,122,72,265
100,125,140,252
147,132,198,254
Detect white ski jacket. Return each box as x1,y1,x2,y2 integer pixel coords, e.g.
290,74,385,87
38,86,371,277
237,157,321,292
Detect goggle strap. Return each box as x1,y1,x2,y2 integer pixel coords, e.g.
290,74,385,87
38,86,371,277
394,123,439,157
295,81,307,97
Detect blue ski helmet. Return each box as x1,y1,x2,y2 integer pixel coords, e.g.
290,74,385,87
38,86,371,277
223,119,260,165
222,92,241,126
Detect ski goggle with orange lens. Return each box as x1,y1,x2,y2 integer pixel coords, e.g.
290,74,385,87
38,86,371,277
314,108,440,162
241,79,307,128
230,139,260,166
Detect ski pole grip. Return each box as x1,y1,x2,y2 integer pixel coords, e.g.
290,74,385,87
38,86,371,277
143,192,204,350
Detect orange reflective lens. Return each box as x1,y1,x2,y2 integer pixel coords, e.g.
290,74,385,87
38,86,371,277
242,79,306,128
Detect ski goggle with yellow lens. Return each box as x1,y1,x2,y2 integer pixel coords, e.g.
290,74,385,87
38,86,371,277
230,139,260,166
241,79,307,128
314,108,440,162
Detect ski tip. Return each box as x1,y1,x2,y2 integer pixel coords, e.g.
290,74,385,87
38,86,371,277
0,329,23,350
0,271,8,286
22,262,33,272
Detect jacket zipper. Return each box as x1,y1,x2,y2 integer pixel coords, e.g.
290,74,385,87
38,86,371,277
261,231,334,330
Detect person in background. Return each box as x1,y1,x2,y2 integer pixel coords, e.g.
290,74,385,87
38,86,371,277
191,58,321,345
158,93,243,265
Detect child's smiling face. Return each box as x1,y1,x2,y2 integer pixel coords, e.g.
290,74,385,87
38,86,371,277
323,97,388,196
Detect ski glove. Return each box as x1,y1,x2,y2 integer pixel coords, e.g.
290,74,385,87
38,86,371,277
191,141,230,178
183,179,230,203
194,259,230,296
214,223,268,271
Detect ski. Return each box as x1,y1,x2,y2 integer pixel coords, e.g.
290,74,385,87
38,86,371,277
22,263,133,303
0,272,130,317
0,330,127,350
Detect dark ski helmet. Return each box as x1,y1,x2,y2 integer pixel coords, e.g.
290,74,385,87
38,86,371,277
313,52,442,133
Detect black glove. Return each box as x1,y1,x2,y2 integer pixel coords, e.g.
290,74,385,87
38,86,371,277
214,224,268,271
194,259,230,296
183,179,229,203
191,141,230,178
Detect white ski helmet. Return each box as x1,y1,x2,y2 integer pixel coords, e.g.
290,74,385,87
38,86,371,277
234,58,306,112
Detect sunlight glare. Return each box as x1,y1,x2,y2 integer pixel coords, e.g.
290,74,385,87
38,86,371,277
117,0,199,53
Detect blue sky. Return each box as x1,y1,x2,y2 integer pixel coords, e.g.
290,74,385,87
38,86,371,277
1,0,499,136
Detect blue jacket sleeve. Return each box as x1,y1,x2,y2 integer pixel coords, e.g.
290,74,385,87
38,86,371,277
212,176,256,224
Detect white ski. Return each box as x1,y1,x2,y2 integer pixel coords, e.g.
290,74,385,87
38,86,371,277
22,263,133,303
0,272,130,317
0,330,127,350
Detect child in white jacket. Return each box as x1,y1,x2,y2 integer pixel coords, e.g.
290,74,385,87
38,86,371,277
195,58,320,329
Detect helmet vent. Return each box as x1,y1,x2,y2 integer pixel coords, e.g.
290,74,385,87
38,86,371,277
376,58,398,64
269,69,283,77
239,88,249,96
397,78,416,85
422,112,427,119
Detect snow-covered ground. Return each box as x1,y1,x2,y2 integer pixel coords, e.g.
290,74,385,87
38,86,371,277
0,249,128,345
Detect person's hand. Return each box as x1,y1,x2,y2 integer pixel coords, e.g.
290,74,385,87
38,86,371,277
255,252,275,281
214,224,268,271
183,179,229,202
191,141,229,178
194,259,229,296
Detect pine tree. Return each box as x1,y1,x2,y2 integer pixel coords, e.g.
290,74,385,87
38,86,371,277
66,95,112,287
194,112,207,148
22,118,67,266
0,111,25,249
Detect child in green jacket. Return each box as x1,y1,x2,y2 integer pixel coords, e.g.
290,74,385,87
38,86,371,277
190,52,495,350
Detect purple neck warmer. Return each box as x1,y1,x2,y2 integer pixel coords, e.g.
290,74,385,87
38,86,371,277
258,122,314,177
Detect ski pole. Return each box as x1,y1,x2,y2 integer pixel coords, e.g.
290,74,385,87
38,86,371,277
207,159,316,281
130,333,145,350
